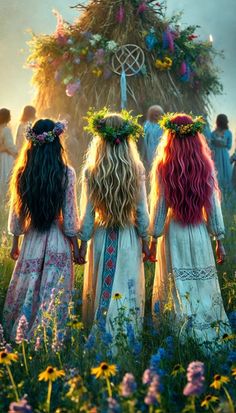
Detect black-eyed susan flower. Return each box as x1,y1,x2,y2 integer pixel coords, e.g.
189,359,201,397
112,293,122,301
91,362,117,379
201,394,219,409
0,350,18,365
210,374,230,390
231,367,236,378
38,366,65,382
221,333,236,342
171,364,185,377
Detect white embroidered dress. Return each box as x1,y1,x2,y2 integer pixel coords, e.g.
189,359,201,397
151,186,231,343
79,168,149,336
3,166,79,339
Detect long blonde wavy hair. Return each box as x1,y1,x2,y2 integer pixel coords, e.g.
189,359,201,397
81,113,142,228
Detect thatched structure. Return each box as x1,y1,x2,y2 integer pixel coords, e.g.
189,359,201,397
28,0,222,166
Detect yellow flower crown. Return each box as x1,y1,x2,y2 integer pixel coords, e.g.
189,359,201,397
159,113,205,137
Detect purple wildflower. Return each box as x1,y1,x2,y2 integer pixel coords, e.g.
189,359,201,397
52,332,64,353
183,361,205,397
145,374,160,405
15,316,28,344
142,368,152,385
5,343,13,353
107,397,120,413
120,373,137,397
0,324,6,350
8,397,32,413
34,337,41,352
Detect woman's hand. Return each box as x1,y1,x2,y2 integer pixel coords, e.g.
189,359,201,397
10,236,20,260
142,239,150,262
10,245,20,261
78,241,87,265
216,240,226,265
149,239,158,263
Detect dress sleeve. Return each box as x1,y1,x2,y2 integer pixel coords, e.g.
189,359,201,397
226,130,232,150
206,189,225,240
8,205,25,236
62,167,80,237
78,170,95,242
150,184,168,239
3,127,18,157
135,168,150,239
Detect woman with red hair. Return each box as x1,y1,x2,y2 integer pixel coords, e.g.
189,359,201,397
150,113,231,344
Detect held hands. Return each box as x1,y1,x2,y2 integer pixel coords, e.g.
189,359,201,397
142,239,151,262
10,245,20,261
149,239,158,263
78,241,87,265
142,238,158,263
216,240,226,265
10,236,20,261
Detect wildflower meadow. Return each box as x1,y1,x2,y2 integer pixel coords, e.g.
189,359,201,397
0,202,235,413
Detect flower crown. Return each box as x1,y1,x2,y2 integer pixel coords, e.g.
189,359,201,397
84,108,143,145
159,113,205,137
26,121,66,145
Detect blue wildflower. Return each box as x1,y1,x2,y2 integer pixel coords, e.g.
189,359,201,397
153,301,160,315
228,311,236,330
102,332,113,346
227,351,236,364
150,348,166,373
133,341,142,356
84,333,95,350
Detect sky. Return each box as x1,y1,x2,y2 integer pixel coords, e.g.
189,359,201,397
0,0,235,138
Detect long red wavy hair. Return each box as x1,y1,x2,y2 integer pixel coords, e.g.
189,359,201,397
150,114,219,225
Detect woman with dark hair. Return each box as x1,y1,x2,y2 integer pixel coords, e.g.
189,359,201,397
149,113,231,345
0,108,18,196
3,119,80,339
16,105,36,150
211,114,232,193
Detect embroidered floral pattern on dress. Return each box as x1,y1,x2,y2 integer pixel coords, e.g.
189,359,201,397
62,167,80,237
173,266,217,281
15,258,44,275
96,228,119,322
46,252,69,268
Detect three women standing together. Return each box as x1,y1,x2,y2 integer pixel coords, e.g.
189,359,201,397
2,110,232,349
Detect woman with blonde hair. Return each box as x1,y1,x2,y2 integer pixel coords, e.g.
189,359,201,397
79,109,149,336
16,105,36,151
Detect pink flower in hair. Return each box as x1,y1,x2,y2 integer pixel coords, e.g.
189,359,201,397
66,81,81,97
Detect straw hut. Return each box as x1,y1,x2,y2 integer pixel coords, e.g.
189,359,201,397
28,0,222,167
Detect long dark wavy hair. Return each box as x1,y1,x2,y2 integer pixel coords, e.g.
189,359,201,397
10,119,68,231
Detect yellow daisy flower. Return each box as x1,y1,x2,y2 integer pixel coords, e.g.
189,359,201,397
201,394,219,409
0,350,18,365
231,367,236,378
67,319,84,330
38,366,65,382
113,293,122,300
171,364,185,377
210,374,230,390
91,362,117,379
